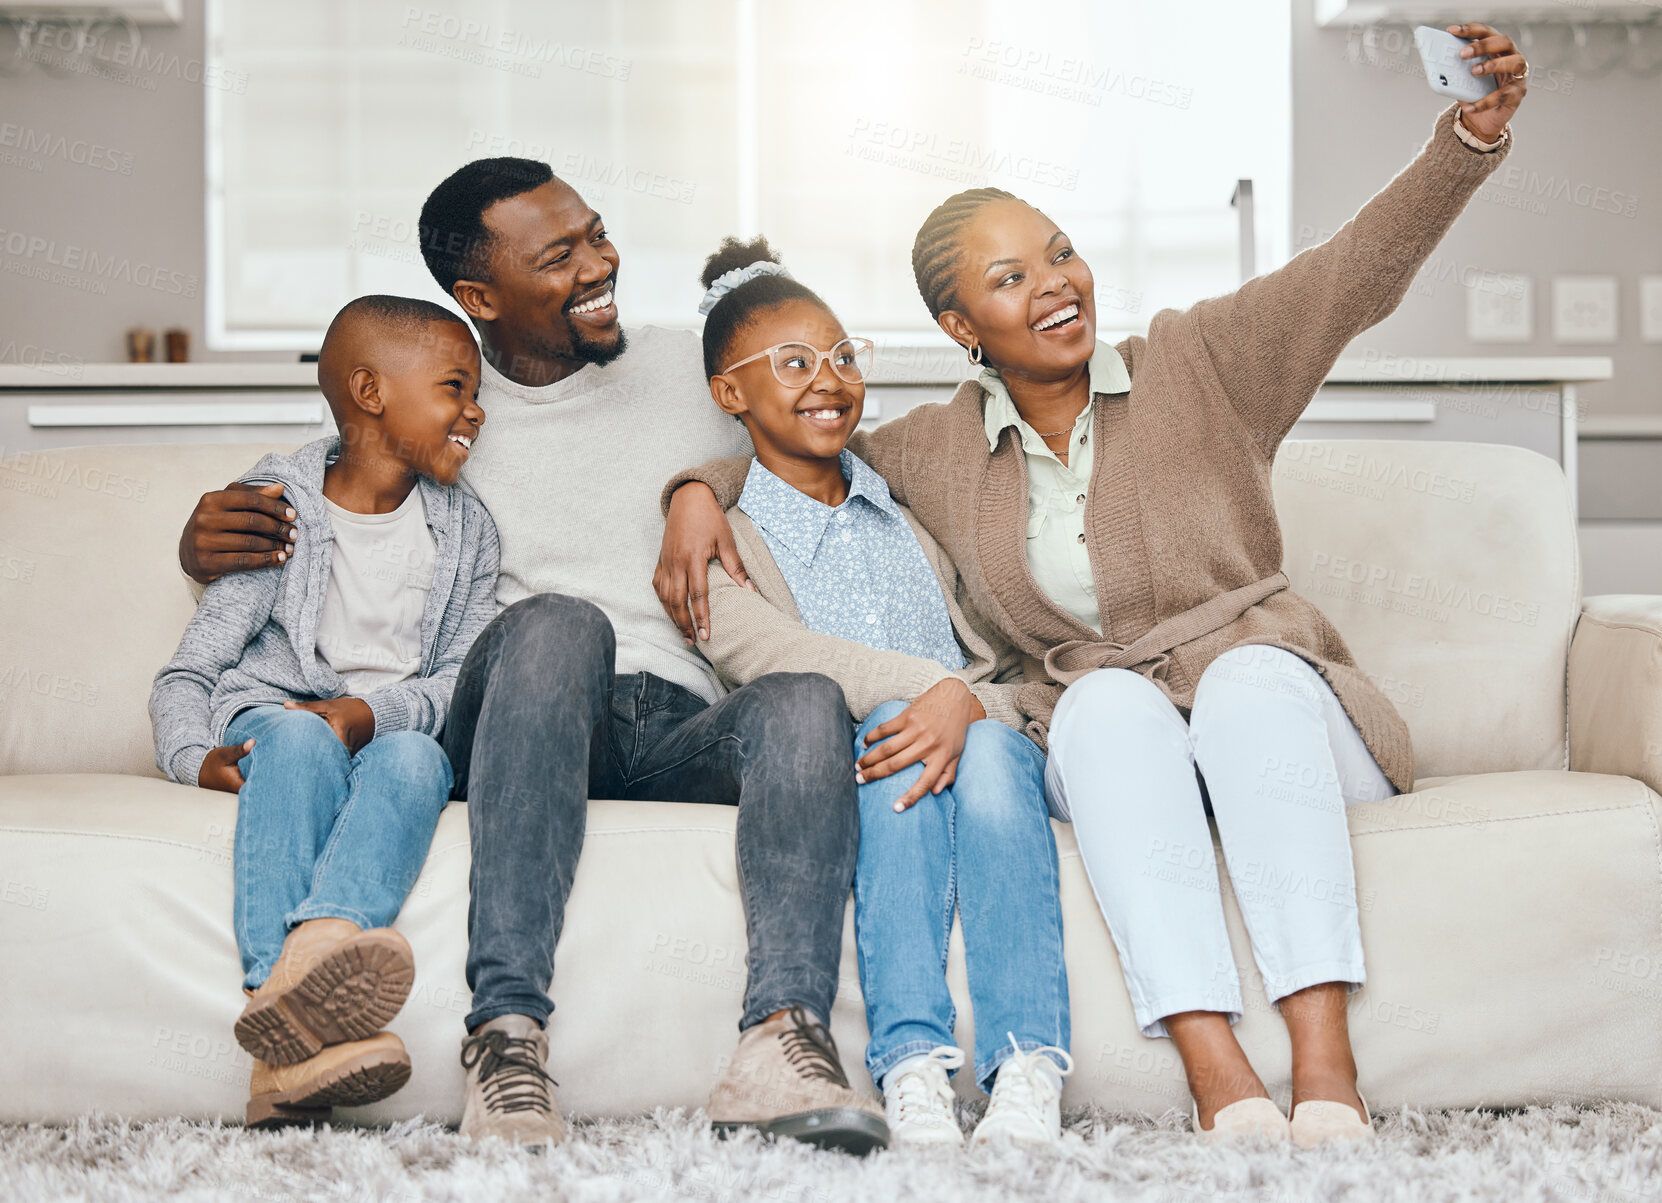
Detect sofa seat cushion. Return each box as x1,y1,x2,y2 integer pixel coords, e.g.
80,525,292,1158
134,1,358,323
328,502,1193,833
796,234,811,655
1,769,1659,1122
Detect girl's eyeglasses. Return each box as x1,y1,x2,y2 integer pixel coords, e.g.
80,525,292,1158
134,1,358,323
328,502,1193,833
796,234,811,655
721,337,875,388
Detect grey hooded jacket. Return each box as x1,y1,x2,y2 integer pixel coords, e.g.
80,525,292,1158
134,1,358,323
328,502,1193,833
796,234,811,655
150,437,501,787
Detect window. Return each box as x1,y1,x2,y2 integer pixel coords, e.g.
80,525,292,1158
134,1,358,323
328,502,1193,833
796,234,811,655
206,0,1289,350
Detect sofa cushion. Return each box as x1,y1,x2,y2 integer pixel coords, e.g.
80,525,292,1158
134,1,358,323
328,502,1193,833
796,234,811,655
2,769,1657,1122
1273,440,1579,779
3,439,1579,782
0,442,295,778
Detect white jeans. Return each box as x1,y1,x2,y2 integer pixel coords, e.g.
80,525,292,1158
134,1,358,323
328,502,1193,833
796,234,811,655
1044,644,1396,1038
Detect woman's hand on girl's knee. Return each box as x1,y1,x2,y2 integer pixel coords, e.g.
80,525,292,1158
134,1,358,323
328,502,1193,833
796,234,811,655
855,680,978,810
860,738,960,812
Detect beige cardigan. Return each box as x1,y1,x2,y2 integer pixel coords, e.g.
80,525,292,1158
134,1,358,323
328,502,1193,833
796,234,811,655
700,502,1030,730
672,104,1513,794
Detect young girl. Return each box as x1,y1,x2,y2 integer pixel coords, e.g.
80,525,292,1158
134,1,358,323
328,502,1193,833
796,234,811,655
688,237,1072,1149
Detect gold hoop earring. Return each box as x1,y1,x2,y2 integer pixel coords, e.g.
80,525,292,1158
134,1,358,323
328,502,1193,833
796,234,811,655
968,343,984,366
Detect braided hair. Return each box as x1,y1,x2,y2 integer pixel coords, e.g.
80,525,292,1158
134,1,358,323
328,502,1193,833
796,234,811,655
910,187,1019,321
698,235,831,379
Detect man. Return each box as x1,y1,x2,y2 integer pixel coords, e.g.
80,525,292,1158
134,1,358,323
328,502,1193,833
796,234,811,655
177,157,886,1154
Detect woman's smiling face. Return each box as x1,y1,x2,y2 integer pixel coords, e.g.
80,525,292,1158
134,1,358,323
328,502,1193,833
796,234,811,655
940,198,1096,381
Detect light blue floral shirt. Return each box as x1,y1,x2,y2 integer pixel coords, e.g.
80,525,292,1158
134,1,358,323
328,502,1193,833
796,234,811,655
737,451,967,672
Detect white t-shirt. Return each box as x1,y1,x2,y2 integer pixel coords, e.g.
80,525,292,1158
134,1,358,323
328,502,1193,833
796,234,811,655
315,489,437,695
460,325,751,703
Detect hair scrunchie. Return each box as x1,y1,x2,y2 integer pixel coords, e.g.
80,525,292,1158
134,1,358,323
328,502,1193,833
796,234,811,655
697,260,792,316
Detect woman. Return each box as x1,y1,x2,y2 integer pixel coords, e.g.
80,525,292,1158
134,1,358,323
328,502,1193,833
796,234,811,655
656,25,1527,1145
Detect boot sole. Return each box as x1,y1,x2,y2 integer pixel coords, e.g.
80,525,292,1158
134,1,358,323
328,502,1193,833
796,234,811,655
714,1108,890,1155
236,929,415,1066
245,1043,412,1130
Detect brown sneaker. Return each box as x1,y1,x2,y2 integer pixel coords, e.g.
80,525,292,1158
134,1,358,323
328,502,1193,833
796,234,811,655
245,1030,411,1129
459,1015,567,1151
235,918,415,1065
708,1005,889,1154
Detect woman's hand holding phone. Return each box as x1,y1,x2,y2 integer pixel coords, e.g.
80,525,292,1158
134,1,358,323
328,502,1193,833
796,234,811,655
1441,23,1529,141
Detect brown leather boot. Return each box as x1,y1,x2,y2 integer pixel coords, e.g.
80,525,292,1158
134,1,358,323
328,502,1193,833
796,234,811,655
235,918,415,1065
708,1006,889,1154
246,1031,412,1129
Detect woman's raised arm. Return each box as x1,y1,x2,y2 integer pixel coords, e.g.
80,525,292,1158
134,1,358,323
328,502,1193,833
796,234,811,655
1188,31,1525,453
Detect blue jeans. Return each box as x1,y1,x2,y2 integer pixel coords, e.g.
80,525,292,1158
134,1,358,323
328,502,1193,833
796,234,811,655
226,706,452,991
853,701,1070,1092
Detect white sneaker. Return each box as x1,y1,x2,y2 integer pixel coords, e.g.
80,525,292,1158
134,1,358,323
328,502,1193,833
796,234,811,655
970,1033,1073,1149
882,1046,965,1149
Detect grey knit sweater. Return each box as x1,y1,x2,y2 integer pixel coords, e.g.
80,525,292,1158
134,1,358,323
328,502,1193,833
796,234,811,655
150,437,501,787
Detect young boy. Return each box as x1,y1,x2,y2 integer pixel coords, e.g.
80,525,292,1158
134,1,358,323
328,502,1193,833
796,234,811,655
150,294,500,1128
689,239,1072,1150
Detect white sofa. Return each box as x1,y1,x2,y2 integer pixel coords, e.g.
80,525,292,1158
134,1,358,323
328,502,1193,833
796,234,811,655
3,438,1662,1125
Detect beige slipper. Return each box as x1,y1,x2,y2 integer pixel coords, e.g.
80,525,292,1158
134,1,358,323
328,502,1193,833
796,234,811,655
1290,1093,1374,1149
1193,1096,1291,1143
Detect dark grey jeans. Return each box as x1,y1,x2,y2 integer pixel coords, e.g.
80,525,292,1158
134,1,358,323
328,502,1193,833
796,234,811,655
443,592,858,1034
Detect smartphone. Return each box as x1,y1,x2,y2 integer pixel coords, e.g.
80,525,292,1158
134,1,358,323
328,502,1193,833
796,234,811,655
1414,26,1498,103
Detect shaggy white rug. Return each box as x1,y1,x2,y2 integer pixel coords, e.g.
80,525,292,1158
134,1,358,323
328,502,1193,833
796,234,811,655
5,1103,1662,1203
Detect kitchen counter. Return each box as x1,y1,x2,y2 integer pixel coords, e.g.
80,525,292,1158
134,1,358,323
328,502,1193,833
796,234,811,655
0,355,1616,392
0,356,1617,518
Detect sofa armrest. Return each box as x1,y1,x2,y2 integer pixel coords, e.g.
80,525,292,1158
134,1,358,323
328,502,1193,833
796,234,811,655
1569,595,1662,795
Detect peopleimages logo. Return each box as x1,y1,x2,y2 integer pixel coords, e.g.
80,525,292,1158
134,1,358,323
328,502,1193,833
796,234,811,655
1306,552,1540,627
846,117,1079,190
960,37,1194,109
22,25,248,93
0,124,134,175
0,665,99,707
398,8,632,79
460,133,698,205
1496,165,1640,220
0,228,197,297
1278,443,1478,504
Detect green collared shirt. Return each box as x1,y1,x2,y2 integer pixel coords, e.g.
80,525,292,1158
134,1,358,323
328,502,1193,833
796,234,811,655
980,341,1132,634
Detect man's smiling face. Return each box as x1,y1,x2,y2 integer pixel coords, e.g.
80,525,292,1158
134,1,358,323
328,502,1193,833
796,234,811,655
474,179,625,368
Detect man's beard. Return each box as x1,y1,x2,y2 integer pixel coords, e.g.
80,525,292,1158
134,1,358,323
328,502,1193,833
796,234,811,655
525,320,627,368
569,321,628,367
